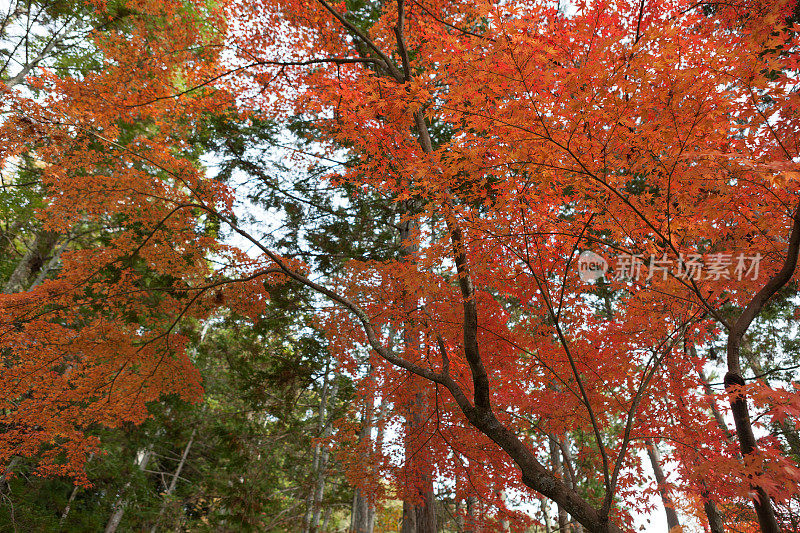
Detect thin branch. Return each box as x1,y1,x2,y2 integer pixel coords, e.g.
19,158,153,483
314,0,404,81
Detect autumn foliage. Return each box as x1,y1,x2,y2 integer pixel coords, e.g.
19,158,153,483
2,0,800,530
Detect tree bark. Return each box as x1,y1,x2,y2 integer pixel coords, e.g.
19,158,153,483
550,437,568,532
304,363,339,533
59,484,80,527
400,377,437,533
58,452,94,527
105,448,153,533
696,366,733,438
498,490,509,531
645,439,681,532
0,456,20,494
351,366,376,533
701,489,726,533
2,229,59,294
722,204,800,533
465,496,476,533
366,401,387,532
351,488,371,533
321,507,332,532
542,497,554,533
398,194,437,533
559,439,583,533
312,379,339,531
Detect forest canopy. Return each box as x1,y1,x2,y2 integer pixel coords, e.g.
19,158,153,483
1,0,800,531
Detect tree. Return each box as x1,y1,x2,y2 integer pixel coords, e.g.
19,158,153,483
2,0,800,531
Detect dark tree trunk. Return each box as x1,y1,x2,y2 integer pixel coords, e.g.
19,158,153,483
720,203,800,533
702,489,726,533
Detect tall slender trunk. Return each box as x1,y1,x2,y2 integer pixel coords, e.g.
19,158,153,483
149,429,196,533
558,439,583,533
541,497,553,533
351,488,370,533
351,371,375,533
455,496,463,531
701,489,726,533
59,484,80,528
550,437,568,532
105,447,153,533
726,348,780,533
697,367,734,438
366,400,387,532
311,417,335,531
321,507,332,532
0,456,20,494
399,198,436,533
498,490,509,531
645,439,681,532
401,378,437,533
304,363,339,533
465,496,476,533
689,349,728,533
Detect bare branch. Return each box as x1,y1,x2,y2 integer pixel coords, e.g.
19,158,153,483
314,0,404,81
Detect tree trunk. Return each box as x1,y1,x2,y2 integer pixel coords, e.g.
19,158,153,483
401,380,437,533
304,363,338,533
645,439,681,532
105,448,153,533
29,237,68,289
720,203,800,533
59,452,94,528
59,484,80,527
398,197,437,533
498,490,509,531
351,366,376,533
701,489,726,533
465,496,476,533
725,362,781,533
550,437,568,532
3,229,59,293
558,439,583,533
366,401,387,533
0,456,20,494
541,497,553,533
150,429,196,533
697,366,733,438
321,507,332,532
351,488,371,533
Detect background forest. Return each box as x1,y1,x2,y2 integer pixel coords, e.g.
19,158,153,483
1,0,800,532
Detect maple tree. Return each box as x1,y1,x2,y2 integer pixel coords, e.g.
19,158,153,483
2,0,800,531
